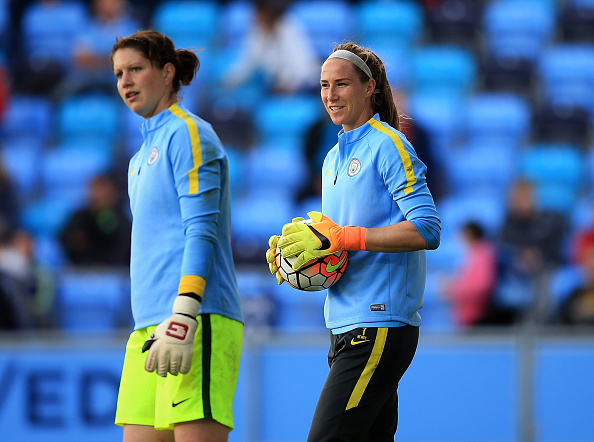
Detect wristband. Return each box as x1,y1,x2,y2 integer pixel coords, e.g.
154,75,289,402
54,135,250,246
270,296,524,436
342,226,367,251
173,293,202,318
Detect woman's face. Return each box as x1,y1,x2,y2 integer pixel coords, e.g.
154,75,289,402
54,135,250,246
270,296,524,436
320,58,375,132
112,47,175,119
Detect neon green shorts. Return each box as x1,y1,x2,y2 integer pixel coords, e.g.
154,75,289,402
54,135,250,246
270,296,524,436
115,314,243,430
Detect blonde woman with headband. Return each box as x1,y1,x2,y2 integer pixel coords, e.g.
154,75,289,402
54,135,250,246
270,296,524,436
267,42,441,441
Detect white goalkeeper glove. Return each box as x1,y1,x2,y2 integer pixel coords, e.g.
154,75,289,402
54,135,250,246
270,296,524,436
142,293,202,377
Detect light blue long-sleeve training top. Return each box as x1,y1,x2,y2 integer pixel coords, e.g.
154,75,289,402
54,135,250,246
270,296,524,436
321,114,441,333
128,103,243,330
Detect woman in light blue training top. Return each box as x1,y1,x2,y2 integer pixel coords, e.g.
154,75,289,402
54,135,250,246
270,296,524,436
267,42,441,441
111,30,243,442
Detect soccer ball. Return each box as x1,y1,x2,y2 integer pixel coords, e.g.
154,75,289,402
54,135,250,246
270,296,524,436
275,248,348,291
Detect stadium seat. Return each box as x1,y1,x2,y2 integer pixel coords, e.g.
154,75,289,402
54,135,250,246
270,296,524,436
534,102,591,149
57,94,121,148
538,43,594,114
243,143,306,195
480,53,536,96
253,95,323,148
436,193,506,238
465,92,531,146
152,0,220,50
41,143,113,208
407,91,466,159
21,0,89,66
444,142,518,197
410,45,478,97
560,0,594,42
1,95,53,146
218,0,255,48
425,0,483,48
519,143,585,212
357,0,424,49
549,264,584,315
367,42,412,89
288,0,355,59
56,269,130,330
21,195,77,237
483,0,557,62
1,141,42,200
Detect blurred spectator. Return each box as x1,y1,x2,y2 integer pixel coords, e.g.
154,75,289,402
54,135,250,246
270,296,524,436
59,174,131,266
560,243,594,326
569,205,594,265
0,156,20,231
222,0,320,95
442,221,498,328
13,0,88,95
0,219,40,329
499,179,567,273
54,0,140,98
496,179,568,320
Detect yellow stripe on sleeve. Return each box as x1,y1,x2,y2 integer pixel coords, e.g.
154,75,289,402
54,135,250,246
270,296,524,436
345,327,388,410
369,118,416,195
169,104,203,194
178,275,206,297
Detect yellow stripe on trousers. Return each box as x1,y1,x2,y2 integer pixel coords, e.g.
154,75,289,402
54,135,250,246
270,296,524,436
169,104,203,194
346,327,388,410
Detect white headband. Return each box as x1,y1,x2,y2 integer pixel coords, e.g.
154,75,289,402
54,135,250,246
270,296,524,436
327,49,373,79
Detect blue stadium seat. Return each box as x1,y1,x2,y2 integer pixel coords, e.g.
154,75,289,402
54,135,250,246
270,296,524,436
465,92,531,146
484,0,557,62
436,193,506,239
21,0,89,66
549,264,584,314
243,143,306,195
1,141,41,199
56,269,130,330
152,0,219,50
357,0,424,49
253,95,323,148
407,92,466,159
288,0,355,59
40,143,113,210
368,42,412,89
444,142,518,197
231,190,295,245
519,143,585,212
57,94,121,148
410,45,478,97
1,95,53,146
21,196,77,237
538,43,594,114
219,0,255,48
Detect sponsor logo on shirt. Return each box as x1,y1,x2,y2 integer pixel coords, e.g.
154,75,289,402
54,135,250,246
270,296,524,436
348,158,361,177
147,147,159,165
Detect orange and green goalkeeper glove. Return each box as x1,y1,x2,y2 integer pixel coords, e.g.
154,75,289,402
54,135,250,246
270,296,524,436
277,211,366,270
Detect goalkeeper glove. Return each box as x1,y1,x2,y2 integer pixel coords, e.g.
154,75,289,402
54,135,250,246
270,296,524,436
265,235,284,285
142,293,202,377
278,211,366,270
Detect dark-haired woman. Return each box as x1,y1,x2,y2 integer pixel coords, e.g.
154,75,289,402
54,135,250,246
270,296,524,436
267,42,441,441
111,30,243,442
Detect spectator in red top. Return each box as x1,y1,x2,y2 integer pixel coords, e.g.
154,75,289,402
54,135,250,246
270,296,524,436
443,221,497,328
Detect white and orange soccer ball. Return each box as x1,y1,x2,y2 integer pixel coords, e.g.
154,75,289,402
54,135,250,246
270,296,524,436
275,248,348,292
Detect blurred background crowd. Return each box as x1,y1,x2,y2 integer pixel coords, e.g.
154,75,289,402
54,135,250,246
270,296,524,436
0,0,593,334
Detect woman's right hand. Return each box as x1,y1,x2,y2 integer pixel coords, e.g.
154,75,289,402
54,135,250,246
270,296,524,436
265,235,284,285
